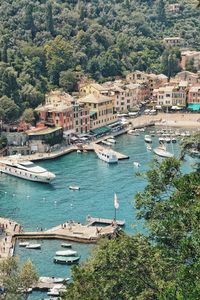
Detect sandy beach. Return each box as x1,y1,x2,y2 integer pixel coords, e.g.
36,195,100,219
131,112,200,128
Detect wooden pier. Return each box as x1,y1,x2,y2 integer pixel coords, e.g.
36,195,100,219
86,216,125,227
14,220,119,244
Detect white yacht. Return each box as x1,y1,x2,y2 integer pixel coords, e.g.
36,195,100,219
94,147,118,164
153,144,174,158
0,158,55,183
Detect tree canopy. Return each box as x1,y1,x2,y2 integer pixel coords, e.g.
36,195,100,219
0,0,200,119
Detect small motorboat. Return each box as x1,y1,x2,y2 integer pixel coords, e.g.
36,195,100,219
69,186,80,190
77,150,81,153
107,138,116,144
144,135,152,143
61,243,72,248
19,242,30,247
159,137,165,144
172,137,177,143
133,161,141,168
55,250,77,256
146,145,152,151
102,140,112,146
165,137,171,143
54,255,80,265
26,244,41,250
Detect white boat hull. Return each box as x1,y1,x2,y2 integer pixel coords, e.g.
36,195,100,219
153,148,174,158
95,150,118,163
0,165,55,183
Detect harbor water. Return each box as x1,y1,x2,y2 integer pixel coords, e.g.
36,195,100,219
0,130,193,299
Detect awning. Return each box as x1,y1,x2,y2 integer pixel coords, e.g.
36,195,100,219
90,126,111,136
188,104,200,111
90,111,97,117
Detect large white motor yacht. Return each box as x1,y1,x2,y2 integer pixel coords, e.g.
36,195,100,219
0,158,55,183
95,147,118,164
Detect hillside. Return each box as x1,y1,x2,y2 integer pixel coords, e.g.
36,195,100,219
0,0,199,120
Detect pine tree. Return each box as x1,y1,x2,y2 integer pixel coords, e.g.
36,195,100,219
46,2,55,36
157,0,165,23
1,38,8,63
24,5,37,40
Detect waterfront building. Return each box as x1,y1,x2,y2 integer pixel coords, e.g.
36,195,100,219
71,99,90,134
36,91,90,135
78,93,117,129
187,85,200,110
180,50,200,71
36,91,74,131
156,85,187,108
27,126,63,153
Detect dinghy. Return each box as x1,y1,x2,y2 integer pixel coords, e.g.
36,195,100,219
54,255,80,265
55,250,77,256
26,244,41,249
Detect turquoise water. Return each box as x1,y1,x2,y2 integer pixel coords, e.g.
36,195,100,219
0,131,193,299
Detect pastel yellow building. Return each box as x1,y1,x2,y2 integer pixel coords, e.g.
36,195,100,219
78,94,117,129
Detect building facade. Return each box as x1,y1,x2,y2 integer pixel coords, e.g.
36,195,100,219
188,86,200,104
156,85,187,108
78,94,117,129
36,91,90,134
181,50,200,71
163,37,182,47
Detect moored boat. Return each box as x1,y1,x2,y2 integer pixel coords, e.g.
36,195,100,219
26,244,41,249
144,135,152,143
55,250,77,256
102,140,112,146
94,147,118,164
153,144,174,158
53,255,80,265
107,138,116,144
133,161,141,168
146,145,152,151
0,157,55,183
19,242,30,247
69,186,80,190
61,243,72,248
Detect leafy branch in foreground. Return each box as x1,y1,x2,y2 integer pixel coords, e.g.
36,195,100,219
0,257,38,300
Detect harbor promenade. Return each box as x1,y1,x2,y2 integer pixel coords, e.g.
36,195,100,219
0,217,20,261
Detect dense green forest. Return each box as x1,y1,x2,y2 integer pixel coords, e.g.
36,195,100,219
0,0,199,121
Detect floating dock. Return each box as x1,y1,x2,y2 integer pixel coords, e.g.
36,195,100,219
86,216,125,227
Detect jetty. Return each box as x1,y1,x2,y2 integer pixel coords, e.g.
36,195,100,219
86,216,125,227
14,220,120,244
